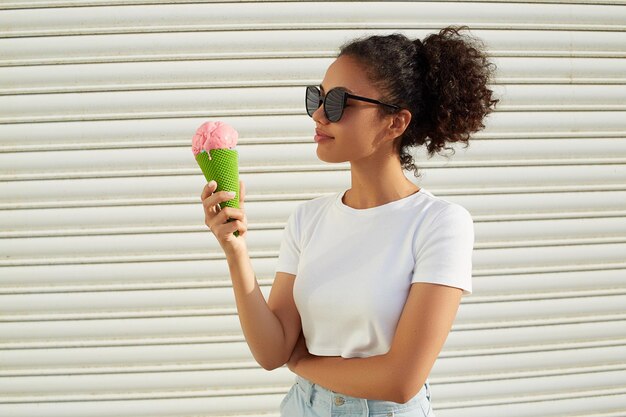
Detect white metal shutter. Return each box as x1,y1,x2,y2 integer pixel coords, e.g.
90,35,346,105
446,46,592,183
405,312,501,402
1,2,625,417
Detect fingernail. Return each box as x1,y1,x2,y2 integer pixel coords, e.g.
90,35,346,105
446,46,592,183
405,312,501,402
208,180,216,187
227,191,236,196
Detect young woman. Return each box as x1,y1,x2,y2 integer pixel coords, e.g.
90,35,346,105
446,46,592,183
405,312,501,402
201,25,498,417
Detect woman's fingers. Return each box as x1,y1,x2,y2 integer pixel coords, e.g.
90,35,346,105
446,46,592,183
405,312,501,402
234,220,247,237
203,190,243,222
207,210,247,238
202,190,235,211
201,181,243,209
201,181,216,201
215,207,245,223
201,181,247,242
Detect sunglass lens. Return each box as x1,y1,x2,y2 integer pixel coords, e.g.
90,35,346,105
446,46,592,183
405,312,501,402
325,89,345,122
306,87,320,117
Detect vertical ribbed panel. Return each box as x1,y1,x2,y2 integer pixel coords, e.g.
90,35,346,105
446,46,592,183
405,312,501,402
1,2,625,417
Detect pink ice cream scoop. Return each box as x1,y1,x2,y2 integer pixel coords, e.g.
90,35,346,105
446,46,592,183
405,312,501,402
192,121,238,159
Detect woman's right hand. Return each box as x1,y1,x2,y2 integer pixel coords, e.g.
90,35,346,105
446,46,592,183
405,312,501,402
201,180,248,255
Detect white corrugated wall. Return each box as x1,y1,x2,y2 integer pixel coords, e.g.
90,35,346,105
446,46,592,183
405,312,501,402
1,1,625,416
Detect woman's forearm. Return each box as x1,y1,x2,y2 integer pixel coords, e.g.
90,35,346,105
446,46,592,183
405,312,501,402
294,353,401,403
225,245,287,370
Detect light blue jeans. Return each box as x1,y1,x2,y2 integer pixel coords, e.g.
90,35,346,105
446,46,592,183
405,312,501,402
280,374,435,417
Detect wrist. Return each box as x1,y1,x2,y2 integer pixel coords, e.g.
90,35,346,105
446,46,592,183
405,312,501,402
224,241,248,259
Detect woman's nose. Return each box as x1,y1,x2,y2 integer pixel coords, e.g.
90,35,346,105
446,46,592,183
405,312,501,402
312,102,328,124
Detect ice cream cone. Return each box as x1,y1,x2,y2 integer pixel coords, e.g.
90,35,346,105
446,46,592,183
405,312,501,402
196,149,240,237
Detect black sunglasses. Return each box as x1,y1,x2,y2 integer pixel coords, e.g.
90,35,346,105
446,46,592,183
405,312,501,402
305,85,401,122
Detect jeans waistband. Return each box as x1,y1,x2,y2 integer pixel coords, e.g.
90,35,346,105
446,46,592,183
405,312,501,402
294,374,431,414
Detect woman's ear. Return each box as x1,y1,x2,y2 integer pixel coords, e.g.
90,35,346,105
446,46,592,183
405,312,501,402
388,109,412,139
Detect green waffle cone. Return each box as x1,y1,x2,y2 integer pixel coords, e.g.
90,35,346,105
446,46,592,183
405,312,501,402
196,149,240,237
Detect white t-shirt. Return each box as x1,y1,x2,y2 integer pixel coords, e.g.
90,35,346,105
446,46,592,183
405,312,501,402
275,187,474,359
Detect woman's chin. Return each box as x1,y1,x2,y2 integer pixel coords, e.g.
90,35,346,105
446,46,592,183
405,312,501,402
316,151,346,164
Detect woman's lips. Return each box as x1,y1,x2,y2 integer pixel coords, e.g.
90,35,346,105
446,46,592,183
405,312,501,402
314,133,334,143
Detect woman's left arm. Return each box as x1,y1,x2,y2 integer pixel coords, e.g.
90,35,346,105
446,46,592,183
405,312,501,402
287,282,463,404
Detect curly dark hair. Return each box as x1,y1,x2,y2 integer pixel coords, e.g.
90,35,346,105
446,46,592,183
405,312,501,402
338,26,499,178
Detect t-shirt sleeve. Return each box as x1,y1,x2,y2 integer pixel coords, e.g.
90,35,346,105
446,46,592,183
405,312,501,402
274,206,301,275
411,203,474,295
